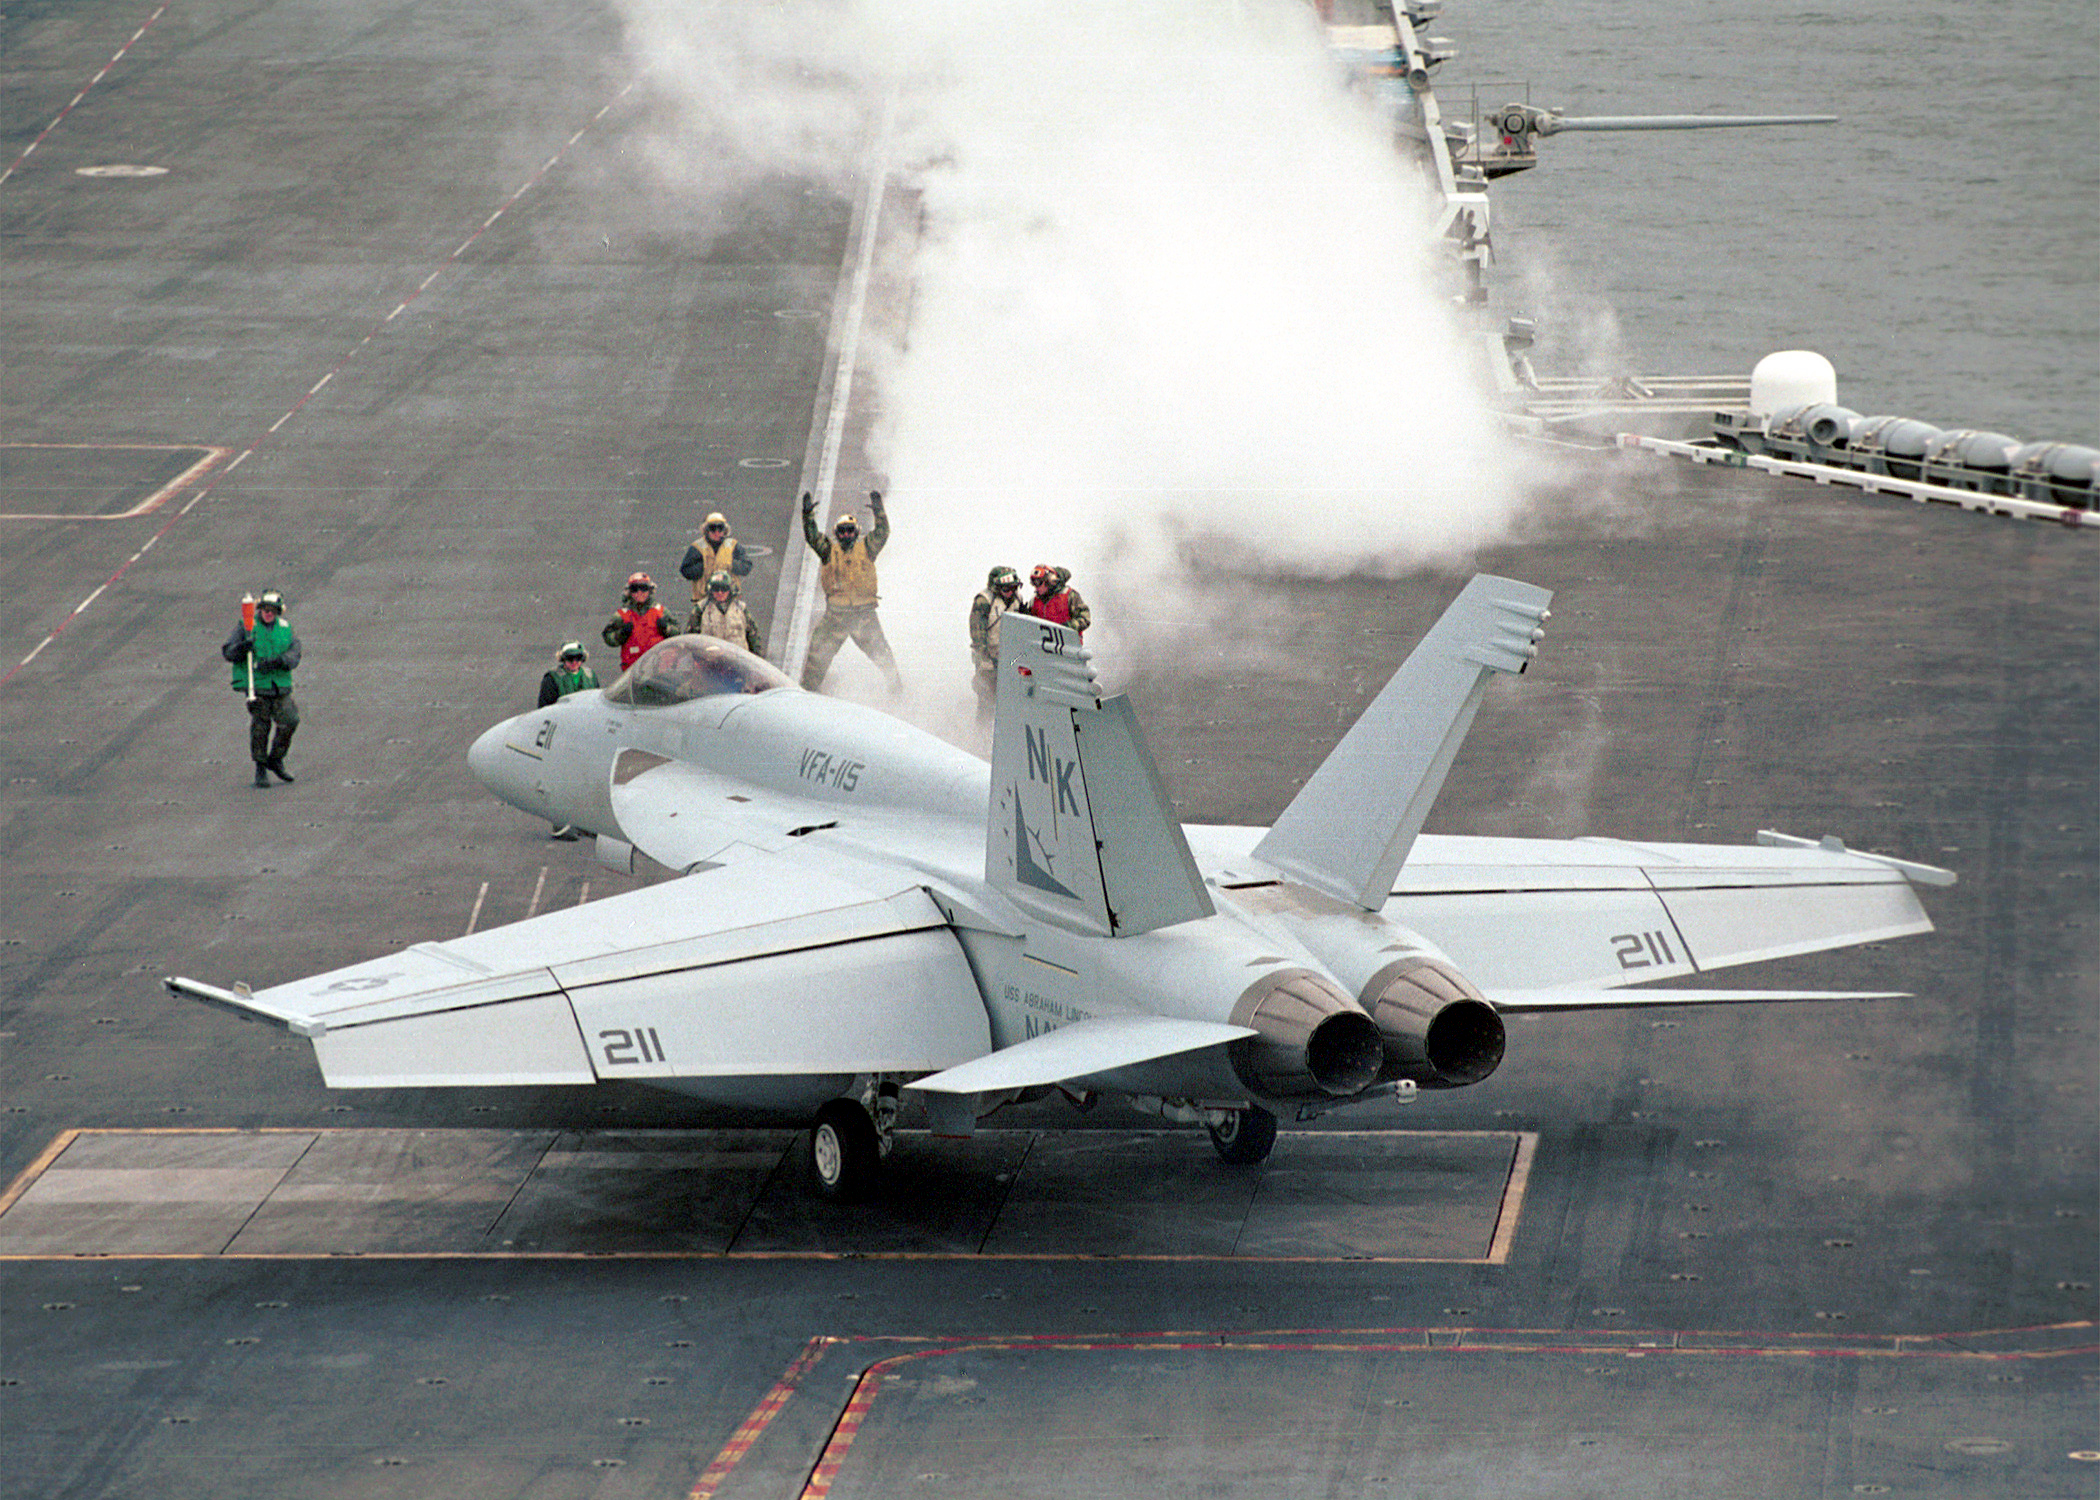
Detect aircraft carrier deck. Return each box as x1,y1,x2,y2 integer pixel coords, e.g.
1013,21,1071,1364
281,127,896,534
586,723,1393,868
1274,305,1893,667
2,3,2093,1497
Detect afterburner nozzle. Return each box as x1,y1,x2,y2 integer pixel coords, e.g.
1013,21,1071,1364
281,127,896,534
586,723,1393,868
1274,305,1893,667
1363,955,1505,1088
1228,970,1384,1101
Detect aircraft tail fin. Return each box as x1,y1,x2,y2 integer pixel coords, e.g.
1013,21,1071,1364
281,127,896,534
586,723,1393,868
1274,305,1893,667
1254,575,1552,910
986,613,1214,937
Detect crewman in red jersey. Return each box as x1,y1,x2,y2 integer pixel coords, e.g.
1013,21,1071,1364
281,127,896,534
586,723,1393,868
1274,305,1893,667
1023,564,1090,638
602,572,679,670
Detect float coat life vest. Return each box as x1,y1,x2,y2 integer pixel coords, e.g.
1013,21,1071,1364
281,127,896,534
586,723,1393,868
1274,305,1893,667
687,536,739,602
1028,589,1074,628
234,617,297,695
820,543,879,609
615,606,672,669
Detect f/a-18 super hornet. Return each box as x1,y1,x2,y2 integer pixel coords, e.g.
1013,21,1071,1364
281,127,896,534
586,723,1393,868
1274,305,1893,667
170,577,1952,1198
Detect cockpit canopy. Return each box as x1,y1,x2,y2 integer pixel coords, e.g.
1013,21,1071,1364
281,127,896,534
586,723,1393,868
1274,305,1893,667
602,636,792,707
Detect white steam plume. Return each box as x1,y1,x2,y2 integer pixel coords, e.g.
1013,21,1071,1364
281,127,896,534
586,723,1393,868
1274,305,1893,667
617,0,1537,726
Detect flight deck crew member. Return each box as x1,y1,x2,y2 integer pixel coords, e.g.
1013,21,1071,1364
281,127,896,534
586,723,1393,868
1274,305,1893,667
968,565,1022,723
536,642,598,840
1023,564,1090,637
221,588,301,788
800,490,902,693
602,572,678,670
538,641,598,707
693,572,763,654
679,511,755,626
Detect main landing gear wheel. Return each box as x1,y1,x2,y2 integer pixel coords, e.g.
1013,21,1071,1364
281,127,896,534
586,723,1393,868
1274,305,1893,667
1208,1104,1278,1166
809,1099,881,1201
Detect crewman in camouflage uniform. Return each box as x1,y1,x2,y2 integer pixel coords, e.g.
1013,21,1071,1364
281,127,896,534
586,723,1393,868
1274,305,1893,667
1023,564,1091,637
968,566,1022,723
799,489,901,693
692,572,762,655
679,511,755,627
220,588,301,788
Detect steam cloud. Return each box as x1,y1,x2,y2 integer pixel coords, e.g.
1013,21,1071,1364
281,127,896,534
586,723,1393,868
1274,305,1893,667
617,0,1539,719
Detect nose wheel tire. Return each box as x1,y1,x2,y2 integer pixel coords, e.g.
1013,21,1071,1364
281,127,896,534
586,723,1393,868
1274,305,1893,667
810,1099,882,1200
1208,1104,1278,1165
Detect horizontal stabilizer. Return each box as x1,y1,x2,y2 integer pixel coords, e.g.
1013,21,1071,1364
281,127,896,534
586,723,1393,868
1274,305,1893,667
1489,987,1905,1013
910,1015,1256,1096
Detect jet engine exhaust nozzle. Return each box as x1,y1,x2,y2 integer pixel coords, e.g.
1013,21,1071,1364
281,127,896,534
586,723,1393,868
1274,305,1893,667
1228,970,1385,1101
1365,955,1505,1088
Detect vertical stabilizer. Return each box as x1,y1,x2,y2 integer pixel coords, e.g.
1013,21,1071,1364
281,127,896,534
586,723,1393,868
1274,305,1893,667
987,614,1214,937
1253,574,1552,910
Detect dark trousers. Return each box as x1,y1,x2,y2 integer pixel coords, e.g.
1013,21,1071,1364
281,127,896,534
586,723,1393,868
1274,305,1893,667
802,606,900,692
248,692,299,764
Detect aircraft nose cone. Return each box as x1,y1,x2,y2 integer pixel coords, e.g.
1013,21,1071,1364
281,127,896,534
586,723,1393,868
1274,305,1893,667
467,718,514,799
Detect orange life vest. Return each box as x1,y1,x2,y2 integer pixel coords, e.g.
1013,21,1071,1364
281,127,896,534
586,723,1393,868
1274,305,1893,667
618,605,671,668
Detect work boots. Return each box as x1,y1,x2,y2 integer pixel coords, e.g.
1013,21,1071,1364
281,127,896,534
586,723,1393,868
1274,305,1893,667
265,725,296,782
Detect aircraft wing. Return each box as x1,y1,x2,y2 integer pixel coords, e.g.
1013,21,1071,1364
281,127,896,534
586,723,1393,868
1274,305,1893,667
167,845,990,1089
1201,825,1953,993
1384,831,1951,992
1482,986,1905,1012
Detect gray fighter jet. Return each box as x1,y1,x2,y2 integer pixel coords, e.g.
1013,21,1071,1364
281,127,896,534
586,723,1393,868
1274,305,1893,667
170,577,1951,1197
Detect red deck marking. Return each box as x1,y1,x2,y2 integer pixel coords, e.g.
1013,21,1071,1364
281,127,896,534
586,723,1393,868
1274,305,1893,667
0,80,636,692
0,6,167,188
674,1321,2100,1498
798,1345,976,1500
687,1335,840,1500
0,444,230,522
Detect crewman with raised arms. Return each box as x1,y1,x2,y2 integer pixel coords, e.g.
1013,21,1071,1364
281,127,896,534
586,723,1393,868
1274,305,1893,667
800,489,901,694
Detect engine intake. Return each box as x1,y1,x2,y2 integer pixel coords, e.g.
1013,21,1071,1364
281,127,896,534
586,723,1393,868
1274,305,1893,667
1228,970,1384,1101
1362,955,1505,1088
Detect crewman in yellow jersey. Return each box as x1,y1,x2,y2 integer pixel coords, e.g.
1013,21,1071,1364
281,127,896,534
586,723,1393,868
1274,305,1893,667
799,490,901,694
679,511,754,626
